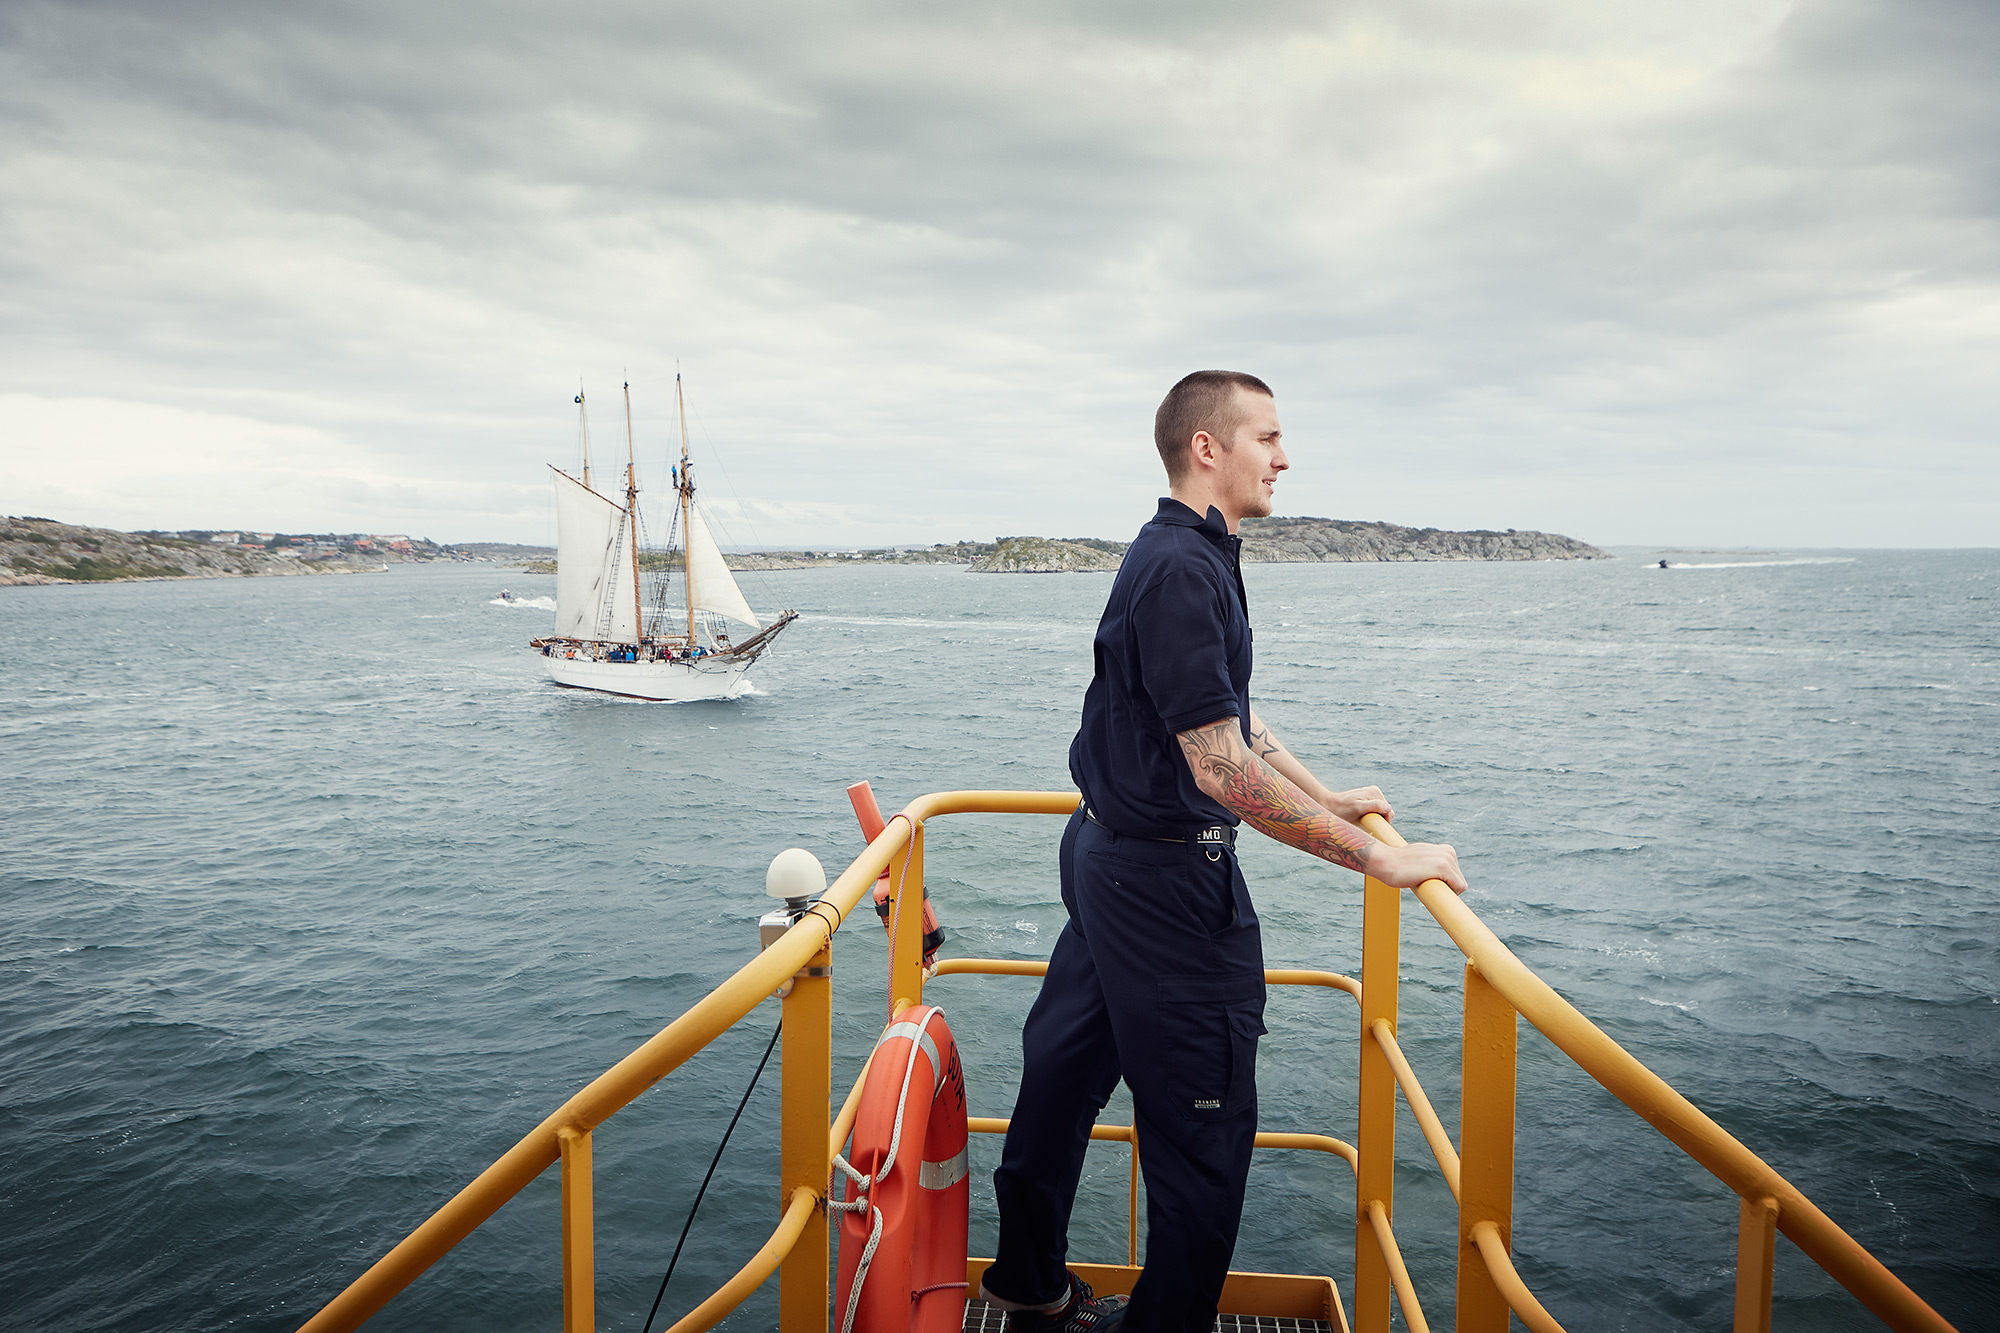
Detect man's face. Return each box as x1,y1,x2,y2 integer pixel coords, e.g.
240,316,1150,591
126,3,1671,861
1211,389,1287,522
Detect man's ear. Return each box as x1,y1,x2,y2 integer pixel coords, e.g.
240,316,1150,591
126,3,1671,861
1188,429,1220,473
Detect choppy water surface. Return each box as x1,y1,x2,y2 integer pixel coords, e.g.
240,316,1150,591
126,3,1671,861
2,550,1994,1332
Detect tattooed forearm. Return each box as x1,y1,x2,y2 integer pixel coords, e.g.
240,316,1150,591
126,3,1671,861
1177,718,1376,872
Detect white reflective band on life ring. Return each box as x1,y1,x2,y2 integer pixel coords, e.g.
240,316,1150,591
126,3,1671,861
918,1146,969,1191
876,1020,943,1092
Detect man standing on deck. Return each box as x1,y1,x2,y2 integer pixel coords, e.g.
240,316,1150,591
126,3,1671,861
978,371,1470,1332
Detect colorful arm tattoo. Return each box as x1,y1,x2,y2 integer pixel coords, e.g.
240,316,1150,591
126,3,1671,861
1177,717,1376,873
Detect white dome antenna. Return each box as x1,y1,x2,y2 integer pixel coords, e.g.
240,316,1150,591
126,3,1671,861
759,849,829,982
766,847,827,908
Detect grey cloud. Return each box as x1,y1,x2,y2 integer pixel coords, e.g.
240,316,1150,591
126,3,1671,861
0,0,1994,546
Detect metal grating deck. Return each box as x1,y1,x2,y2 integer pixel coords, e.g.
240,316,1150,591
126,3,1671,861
962,1301,1334,1333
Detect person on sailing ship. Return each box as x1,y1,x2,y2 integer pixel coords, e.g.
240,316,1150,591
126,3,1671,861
980,371,1469,1332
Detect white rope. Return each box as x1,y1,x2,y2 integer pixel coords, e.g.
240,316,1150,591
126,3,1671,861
878,1006,937,1188
837,1204,884,1333
829,1153,870,1211
834,1006,942,1333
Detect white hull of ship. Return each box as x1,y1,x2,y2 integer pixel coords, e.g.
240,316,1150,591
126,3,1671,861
543,652,756,702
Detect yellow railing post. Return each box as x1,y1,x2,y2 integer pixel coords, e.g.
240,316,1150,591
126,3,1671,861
559,1126,594,1333
1456,962,1517,1333
1127,1134,1141,1267
886,818,926,1017
1355,868,1401,1333
779,934,834,1333
1734,1195,1780,1333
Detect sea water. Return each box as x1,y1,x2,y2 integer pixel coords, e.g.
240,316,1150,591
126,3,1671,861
1,551,1993,1332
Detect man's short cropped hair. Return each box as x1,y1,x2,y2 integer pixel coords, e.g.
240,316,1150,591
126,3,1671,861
1154,370,1274,482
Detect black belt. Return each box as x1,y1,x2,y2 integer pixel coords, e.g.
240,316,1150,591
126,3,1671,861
1084,805,1235,849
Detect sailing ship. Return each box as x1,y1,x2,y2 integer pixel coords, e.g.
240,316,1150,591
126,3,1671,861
530,377,796,701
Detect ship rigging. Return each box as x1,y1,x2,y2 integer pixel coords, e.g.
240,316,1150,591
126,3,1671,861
531,377,796,701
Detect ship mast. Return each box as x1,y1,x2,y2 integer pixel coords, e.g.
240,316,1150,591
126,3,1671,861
676,372,695,644
623,381,643,644
576,384,591,491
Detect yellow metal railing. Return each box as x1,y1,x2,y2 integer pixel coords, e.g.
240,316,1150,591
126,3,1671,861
294,790,1957,1333
938,957,1363,1275
1354,809,1958,1333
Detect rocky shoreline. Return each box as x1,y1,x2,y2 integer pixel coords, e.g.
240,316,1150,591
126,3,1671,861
6,513,1608,586
4,517,398,586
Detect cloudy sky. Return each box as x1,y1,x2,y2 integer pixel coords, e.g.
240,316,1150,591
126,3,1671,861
2,0,1994,548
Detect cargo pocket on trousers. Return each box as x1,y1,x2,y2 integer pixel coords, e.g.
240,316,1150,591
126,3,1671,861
1225,1003,1268,1117
1156,974,1266,1122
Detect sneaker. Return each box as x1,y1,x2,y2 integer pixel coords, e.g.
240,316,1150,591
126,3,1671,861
1002,1270,1128,1332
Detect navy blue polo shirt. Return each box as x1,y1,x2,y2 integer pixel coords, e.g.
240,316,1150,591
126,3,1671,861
1069,498,1252,838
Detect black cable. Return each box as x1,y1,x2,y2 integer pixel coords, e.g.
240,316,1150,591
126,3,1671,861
640,1019,783,1333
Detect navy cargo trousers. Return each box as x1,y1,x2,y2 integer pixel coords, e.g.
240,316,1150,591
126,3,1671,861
986,806,1267,1331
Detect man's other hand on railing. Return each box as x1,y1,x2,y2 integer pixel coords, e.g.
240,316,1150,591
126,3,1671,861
1323,784,1393,824
1371,840,1468,896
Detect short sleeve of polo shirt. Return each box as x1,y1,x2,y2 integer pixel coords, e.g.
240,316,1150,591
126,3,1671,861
1134,568,1239,736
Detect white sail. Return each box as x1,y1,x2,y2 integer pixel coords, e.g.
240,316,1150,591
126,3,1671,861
552,468,640,643
685,503,762,629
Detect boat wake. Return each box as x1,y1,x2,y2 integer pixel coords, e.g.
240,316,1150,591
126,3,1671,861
1661,557,1858,569
491,594,556,609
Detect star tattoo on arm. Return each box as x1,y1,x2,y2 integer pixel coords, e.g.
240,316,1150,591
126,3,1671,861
1244,714,1286,765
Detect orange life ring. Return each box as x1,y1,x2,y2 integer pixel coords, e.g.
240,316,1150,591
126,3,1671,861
833,1005,969,1333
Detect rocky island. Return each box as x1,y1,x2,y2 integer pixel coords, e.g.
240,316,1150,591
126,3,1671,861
969,537,1128,573
1239,515,1606,563
677,520,1605,575
960,517,1607,572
